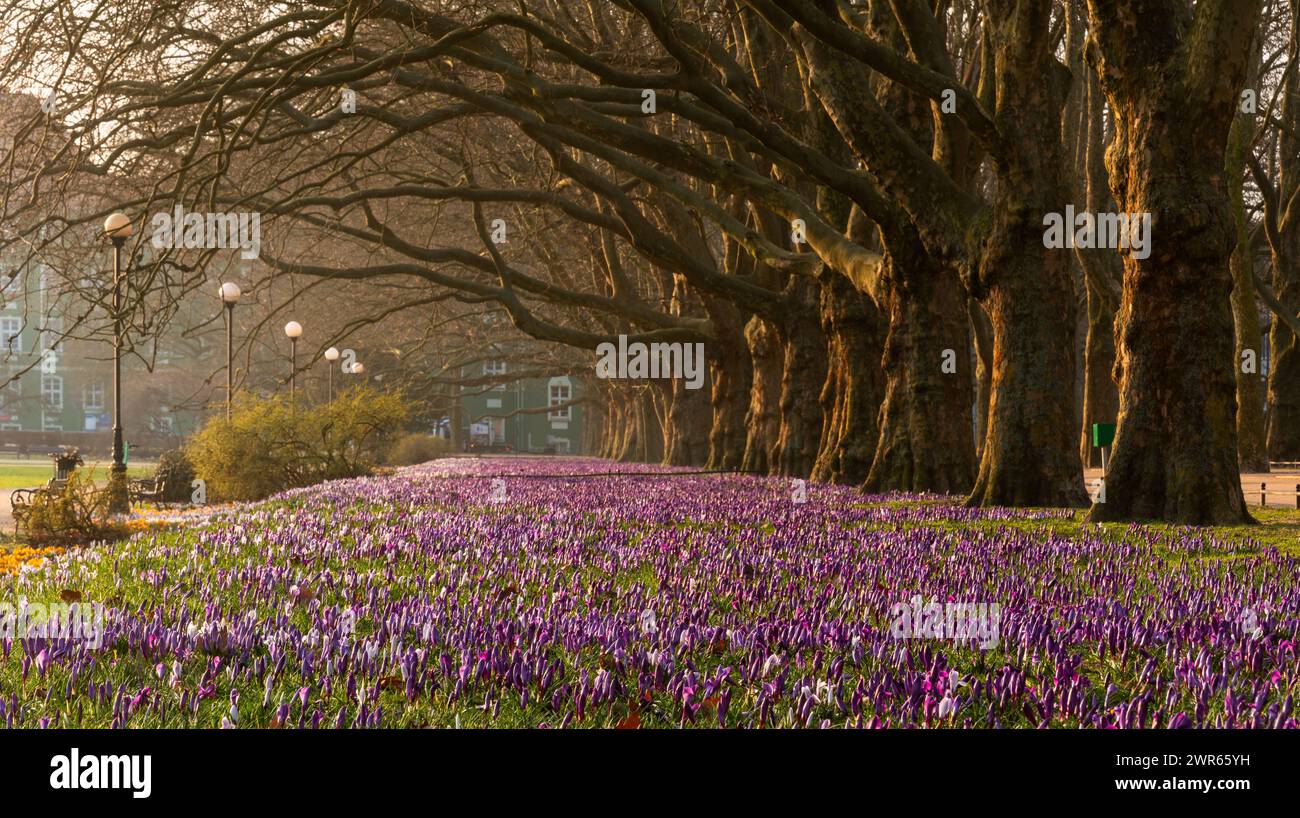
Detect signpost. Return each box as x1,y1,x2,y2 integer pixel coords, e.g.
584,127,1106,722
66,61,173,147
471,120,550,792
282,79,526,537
1092,423,1116,471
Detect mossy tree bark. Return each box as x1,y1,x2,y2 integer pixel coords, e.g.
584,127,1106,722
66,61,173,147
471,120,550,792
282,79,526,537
705,302,752,471
663,377,711,466
741,315,782,474
966,2,1087,508
1086,0,1261,524
797,0,1084,507
812,268,885,484
866,238,975,494
771,276,828,477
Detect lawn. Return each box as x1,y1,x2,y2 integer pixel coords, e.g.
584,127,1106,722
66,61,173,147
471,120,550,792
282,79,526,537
0,459,154,491
0,457,1296,729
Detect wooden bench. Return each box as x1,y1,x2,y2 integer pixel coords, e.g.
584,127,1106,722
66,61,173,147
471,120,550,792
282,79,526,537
129,452,193,504
129,475,165,503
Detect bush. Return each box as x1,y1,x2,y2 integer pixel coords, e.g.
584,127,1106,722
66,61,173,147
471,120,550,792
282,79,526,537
155,448,197,503
187,386,411,502
25,470,129,546
385,432,452,466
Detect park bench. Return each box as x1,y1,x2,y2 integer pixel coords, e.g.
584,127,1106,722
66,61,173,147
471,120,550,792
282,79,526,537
129,452,193,505
1,442,31,460
10,450,83,536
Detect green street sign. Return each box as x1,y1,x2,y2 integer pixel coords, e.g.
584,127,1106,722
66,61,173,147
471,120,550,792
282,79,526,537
1091,423,1115,448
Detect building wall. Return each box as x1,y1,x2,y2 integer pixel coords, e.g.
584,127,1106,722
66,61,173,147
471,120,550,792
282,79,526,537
0,260,205,452
458,362,582,453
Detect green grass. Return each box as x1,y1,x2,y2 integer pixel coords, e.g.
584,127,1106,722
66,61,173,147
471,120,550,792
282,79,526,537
0,460,153,491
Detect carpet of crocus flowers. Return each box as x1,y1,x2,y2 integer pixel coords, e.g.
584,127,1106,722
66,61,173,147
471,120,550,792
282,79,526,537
1,456,1297,729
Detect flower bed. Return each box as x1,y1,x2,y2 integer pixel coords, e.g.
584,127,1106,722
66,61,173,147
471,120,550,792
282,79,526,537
0,457,1296,728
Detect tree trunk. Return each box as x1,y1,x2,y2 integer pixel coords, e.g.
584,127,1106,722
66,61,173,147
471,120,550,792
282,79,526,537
663,378,711,466
866,245,976,494
1265,240,1300,461
969,241,1087,507
969,299,992,465
967,3,1086,508
707,305,752,471
771,276,827,477
1080,284,1118,469
1086,0,1260,524
1227,113,1269,471
1074,60,1121,470
1265,26,1300,463
811,269,885,484
742,315,782,474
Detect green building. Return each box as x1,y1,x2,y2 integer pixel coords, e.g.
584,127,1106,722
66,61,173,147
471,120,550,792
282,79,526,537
458,359,582,453
0,259,207,456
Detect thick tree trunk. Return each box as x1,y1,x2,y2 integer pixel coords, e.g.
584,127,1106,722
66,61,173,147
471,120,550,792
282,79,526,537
1086,0,1260,524
811,269,884,484
969,240,1087,507
866,246,976,494
967,4,1086,508
706,306,752,471
771,277,827,477
742,315,782,474
583,391,603,457
663,378,711,466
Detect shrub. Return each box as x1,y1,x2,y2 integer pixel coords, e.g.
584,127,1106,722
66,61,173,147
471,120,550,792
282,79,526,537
155,448,197,503
385,432,452,466
25,470,129,546
187,386,411,502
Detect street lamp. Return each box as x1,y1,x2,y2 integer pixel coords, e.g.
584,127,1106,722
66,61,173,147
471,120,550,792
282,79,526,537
284,320,303,411
352,361,365,377
219,282,241,419
104,212,132,512
324,346,340,402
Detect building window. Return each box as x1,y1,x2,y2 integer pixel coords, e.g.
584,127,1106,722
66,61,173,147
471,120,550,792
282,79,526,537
83,381,105,411
41,374,62,409
548,379,572,421
1,273,19,309
484,359,507,390
41,412,61,432
0,317,21,353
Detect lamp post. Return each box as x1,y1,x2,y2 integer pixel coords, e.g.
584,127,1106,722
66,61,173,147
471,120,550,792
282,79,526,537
284,321,303,411
324,346,340,402
104,212,132,512
219,282,241,419
352,361,364,377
